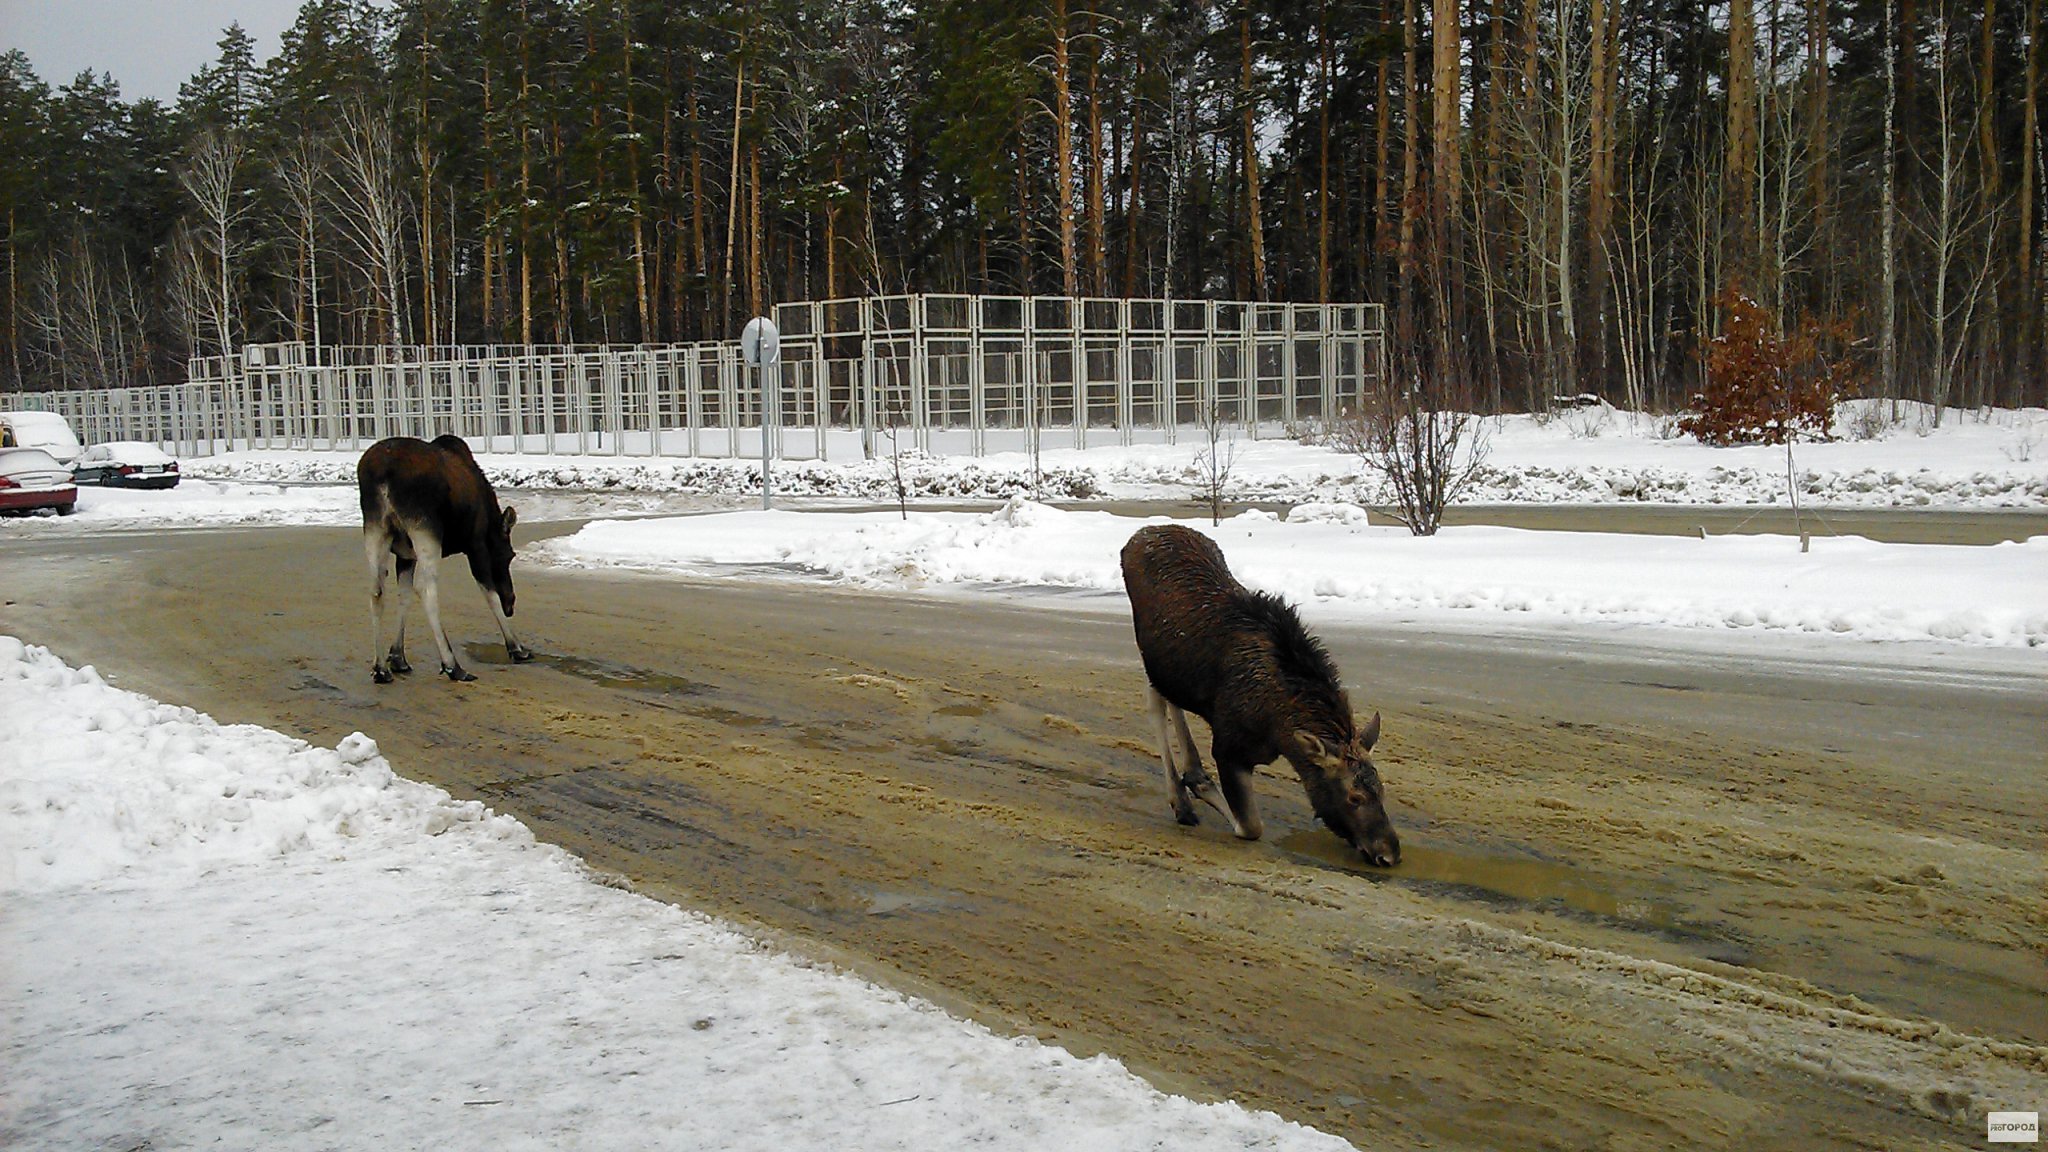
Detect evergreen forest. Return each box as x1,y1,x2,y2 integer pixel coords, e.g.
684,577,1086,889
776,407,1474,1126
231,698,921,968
0,0,2040,411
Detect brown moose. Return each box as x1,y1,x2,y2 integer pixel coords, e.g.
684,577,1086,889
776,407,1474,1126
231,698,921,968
1120,524,1400,866
357,434,531,683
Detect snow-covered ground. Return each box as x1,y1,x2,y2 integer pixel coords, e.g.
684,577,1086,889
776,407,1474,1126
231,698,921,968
8,399,2042,652
540,499,2048,650
0,637,1348,1151
166,398,2048,508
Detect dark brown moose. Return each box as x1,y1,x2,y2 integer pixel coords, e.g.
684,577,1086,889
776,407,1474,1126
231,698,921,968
357,434,532,683
1120,524,1399,866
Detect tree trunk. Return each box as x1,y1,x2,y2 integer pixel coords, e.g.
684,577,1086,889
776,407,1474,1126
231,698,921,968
1882,0,1899,397
518,3,533,345
749,140,764,316
621,1,650,341
482,55,497,340
6,207,18,390
1433,0,1462,236
1432,0,1463,383
724,59,745,328
1241,11,1268,300
1588,0,1615,378
1086,39,1107,297
1016,102,1034,292
1808,0,1832,310
828,155,842,300
1981,0,2002,203
417,25,437,346
1400,0,1420,335
2023,0,2040,283
1374,44,1392,306
1318,2,1333,302
1726,0,1758,275
687,59,710,338
1052,0,1079,298
1127,57,1146,296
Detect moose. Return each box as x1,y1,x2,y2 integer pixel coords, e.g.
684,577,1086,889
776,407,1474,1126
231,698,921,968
1120,524,1400,866
357,434,532,683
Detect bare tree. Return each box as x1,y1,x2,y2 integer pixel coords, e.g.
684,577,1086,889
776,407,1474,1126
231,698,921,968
20,227,145,390
1912,8,1998,421
1497,0,1590,395
272,133,326,351
177,127,251,364
329,100,411,347
1334,357,1489,536
1192,401,1238,525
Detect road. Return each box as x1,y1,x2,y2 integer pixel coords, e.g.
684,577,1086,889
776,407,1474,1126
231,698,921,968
3,521,2042,1151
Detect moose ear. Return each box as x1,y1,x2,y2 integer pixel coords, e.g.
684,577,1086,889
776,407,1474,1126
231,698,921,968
501,506,518,533
1294,730,1347,769
1359,711,1382,751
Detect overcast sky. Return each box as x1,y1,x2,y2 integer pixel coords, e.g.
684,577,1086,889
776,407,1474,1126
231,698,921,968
1,0,305,104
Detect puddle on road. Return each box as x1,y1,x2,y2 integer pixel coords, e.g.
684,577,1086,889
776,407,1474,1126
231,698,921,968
1281,830,1701,941
465,643,709,697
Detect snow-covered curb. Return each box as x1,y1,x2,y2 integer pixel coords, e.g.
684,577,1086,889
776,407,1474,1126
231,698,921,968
0,636,1351,1151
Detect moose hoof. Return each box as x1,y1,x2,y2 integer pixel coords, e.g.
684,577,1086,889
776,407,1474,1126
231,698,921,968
388,654,413,675
1173,804,1201,827
509,646,534,663
443,665,477,683
372,666,394,685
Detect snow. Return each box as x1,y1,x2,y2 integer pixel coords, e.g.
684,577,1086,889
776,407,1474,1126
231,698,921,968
54,478,360,527
0,636,1349,1151
540,499,2048,650
163,399,2048,508
6,399,2041,652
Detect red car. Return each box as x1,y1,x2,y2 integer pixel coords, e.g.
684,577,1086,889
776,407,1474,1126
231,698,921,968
0,446,79,515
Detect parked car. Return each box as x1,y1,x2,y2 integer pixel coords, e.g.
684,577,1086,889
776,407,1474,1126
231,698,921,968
0,446,79,515
73,441,182,489
0,410,84,466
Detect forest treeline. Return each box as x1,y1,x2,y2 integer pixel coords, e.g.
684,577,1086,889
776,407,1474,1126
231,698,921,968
0,0,2040,411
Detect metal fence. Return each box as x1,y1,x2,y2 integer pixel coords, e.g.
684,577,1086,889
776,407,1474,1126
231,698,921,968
14,294,1385,461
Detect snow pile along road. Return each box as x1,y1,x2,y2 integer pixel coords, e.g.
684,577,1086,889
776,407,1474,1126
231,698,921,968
58,479,361,528
540,500,2048,649
0,636,1351,1152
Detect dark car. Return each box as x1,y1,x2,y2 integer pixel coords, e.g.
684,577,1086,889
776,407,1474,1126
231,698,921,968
72,441,181,489
0,446,79,515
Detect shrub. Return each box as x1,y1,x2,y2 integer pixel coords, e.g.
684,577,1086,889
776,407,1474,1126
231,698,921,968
1680,287,1861,447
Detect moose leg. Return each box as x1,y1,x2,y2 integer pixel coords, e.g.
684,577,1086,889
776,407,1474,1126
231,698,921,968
409,533,474,682
387,557,416,675
364,532,396,684
482,587,531,663
1147,686,1200,825
1169,705,1231,820
1215,762,1265,841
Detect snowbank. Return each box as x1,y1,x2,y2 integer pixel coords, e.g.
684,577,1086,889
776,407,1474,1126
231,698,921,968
57,478,360,528
168,400,2048,510
541,500,2048,650
0,637,1350,1151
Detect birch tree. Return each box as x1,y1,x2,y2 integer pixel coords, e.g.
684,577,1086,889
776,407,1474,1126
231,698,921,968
177,127,251,365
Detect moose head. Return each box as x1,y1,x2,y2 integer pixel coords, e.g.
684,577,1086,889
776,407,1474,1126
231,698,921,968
1292,712,1399,867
